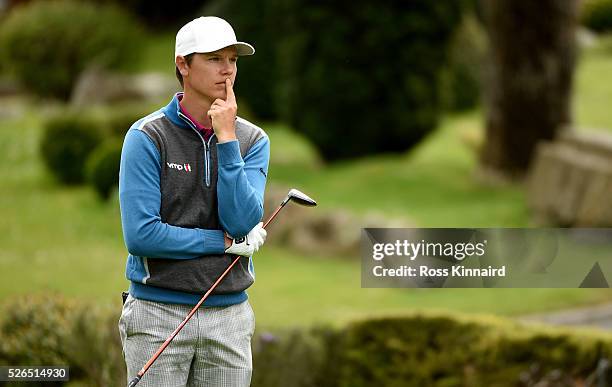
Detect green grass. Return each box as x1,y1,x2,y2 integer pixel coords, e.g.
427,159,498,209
1,106,610,329
267,111,529,227
250,247,612,329
0,33,611,329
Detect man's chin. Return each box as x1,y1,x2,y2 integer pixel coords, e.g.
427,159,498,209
196,90,226,102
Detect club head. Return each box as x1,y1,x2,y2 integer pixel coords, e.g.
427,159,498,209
284,188,317,207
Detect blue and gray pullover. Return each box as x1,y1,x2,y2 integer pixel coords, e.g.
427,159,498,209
119,93,269,306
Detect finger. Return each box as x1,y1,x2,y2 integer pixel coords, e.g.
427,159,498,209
208,104,222,113
225,78,236,104
211,99,225,108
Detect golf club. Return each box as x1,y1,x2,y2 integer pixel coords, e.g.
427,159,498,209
128,188,317,387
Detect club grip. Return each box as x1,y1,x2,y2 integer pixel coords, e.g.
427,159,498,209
128,376,141,387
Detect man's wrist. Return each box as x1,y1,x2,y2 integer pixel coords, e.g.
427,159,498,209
224,233,232,250
216,132,237,143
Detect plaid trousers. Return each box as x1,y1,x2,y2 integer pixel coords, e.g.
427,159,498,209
118,294,255,387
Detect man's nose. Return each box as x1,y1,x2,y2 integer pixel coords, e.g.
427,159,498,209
220,60,233,75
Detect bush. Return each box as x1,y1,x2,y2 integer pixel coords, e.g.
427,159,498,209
0,295,125,386
0,295,75,366
1,296,610,386
0,0,145,100
252,314,612,387
251,328,330,387
441,13,487,111
275,1,465,161
334,316,612,387
86,139,123,200
335,316,487,386
65,303,126,385
40,113,103,184
102,104,153,137
581,0,612,32
40,103,153,192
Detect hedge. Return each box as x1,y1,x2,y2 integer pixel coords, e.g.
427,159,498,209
1,295,610,386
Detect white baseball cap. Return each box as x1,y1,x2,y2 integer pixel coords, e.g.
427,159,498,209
175,16,255,59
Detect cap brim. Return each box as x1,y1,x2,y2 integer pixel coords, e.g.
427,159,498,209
175,42,255,58
234,42,255,56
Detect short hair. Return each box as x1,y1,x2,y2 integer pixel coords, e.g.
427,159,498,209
175,54,195,88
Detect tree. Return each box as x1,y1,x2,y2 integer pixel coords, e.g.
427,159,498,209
275,0,464,162
480,0,578,178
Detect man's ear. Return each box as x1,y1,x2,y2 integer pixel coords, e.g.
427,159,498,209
176,56,189,77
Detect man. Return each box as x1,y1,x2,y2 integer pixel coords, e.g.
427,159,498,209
118,16,269,386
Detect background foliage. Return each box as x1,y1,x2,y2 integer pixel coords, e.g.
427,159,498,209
0,0,144,100
1,295,610,386
40,113,102,185
581,0,612,33
274,0,465,161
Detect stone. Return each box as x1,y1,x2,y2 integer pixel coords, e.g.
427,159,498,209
527,130,612,226
264,184,414,258
70,66,177,107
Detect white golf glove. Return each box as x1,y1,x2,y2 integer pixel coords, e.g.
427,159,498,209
225,222,267,257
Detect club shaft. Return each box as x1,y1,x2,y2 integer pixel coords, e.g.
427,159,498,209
262,202,286,229
129,202,285,386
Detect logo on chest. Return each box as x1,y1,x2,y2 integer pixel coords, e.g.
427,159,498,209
166,162,192,172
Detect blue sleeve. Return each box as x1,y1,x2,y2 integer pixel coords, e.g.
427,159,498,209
119,129,226,259
216,136,270,238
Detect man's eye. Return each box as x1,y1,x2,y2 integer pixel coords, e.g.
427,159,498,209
230,58,238,63
209,57,220,61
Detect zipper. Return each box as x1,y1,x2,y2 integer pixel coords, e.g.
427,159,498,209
205,134,216,187
178,111,213,188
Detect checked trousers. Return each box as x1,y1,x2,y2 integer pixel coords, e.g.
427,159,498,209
119,294,255,387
